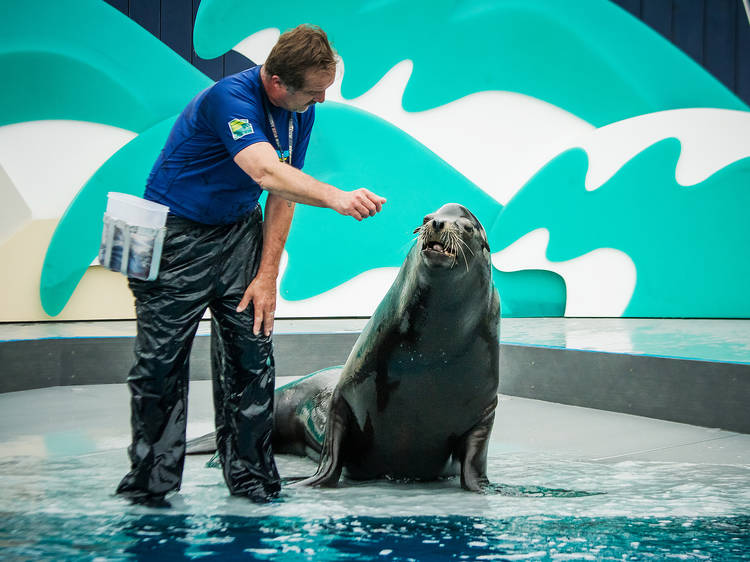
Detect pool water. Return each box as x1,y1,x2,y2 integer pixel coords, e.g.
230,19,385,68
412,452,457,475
1,450,749,560
4,512,749,560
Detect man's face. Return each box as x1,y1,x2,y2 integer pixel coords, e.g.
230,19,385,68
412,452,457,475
281,67,336,113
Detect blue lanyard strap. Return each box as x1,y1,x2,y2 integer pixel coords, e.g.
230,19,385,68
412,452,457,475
262,95,294,165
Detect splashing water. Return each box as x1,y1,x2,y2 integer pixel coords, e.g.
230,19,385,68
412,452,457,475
1,448,748,560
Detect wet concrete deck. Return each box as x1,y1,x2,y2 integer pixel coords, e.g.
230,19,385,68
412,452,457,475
1,379,748,465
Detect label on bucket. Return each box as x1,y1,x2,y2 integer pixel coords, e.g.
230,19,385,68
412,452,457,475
99,214,166,281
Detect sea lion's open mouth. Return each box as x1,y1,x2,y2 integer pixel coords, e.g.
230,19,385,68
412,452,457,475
415,219,464,265
423,239,456,257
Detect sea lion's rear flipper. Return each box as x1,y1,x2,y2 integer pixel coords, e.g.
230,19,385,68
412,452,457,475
295,390,352,488
456,397,497,492
186,431,217,454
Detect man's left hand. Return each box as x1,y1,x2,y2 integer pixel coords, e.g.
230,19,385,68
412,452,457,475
236,273,277,336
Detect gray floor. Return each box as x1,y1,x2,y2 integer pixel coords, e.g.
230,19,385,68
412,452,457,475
3,317,749,364
1,379,749,465
1,317,749,462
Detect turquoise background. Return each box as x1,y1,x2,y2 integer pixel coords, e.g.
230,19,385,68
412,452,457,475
194,0,747,124
488,140,750,317
0,0,746,317
0,0,211,130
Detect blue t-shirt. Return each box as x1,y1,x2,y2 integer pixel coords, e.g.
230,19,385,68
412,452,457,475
144,65,315,224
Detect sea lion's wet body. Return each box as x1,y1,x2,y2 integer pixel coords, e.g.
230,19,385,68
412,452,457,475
283,204,500,490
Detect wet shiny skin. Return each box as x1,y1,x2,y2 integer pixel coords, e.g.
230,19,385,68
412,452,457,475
274,204,500,489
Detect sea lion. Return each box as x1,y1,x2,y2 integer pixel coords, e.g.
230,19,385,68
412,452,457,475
188,202,500,492
293,203,499,491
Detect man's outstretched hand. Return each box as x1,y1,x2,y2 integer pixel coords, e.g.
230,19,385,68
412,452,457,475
333,188,386,221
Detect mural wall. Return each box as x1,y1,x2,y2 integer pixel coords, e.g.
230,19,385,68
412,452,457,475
1,0,749,321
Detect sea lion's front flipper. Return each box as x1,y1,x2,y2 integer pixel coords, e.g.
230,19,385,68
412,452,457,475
295,390,352,488
456,399,605,498
457,397,497,492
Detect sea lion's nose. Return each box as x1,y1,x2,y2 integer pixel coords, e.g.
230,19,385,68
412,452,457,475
431,219,444,230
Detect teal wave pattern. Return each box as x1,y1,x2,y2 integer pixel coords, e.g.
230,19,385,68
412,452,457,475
39,95,562,317
289,102,565,315
28,0,748,317
40,118,177,316
0,0,210,131
194,0,746,126
6,0,212,316
283,103,503,299
488,138,750,317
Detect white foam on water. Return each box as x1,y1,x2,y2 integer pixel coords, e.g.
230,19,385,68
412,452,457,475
1,448,747,521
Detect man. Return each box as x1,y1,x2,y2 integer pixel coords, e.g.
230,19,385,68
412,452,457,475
115,25,385,507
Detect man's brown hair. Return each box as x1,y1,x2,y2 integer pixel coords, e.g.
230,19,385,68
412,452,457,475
264,25,337,91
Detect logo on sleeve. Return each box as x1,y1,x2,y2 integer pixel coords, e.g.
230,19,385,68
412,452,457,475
228,118,254,140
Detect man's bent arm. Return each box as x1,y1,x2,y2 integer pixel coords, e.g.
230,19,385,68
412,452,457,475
236,191,294,336
234,142,385,221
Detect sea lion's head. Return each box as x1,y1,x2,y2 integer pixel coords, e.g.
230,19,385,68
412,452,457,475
413,203,490,270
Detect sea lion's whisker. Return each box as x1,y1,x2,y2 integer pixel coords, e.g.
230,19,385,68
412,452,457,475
444,229,463,268
454,236,474,261
453,234,470,272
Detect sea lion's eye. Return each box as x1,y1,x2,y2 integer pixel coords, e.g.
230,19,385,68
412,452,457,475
464,224,474,233
422,215,432,225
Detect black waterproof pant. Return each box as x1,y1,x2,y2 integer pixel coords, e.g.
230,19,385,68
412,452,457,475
115,205,281,503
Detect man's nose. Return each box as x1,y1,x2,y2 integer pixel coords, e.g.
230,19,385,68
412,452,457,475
314,91,326,104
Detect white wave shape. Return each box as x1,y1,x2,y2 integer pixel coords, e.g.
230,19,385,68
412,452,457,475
491,229,637,317
274,250,399,318
577,108,750,190
234,31,750,200
326,59,593,205
232,27,280,64
233,30,593,205
0,120,137,220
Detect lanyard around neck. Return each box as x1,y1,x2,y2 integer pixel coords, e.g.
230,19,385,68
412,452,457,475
262,95,294,166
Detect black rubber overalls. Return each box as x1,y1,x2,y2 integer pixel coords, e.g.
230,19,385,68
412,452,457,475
115,205,280,505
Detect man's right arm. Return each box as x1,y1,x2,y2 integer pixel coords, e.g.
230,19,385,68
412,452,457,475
234,142,385,221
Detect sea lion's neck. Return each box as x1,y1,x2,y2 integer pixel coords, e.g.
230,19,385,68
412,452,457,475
395,258,492,335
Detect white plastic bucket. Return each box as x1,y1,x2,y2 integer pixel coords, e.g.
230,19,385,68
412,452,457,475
99,193,170,281
106,192,168,228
